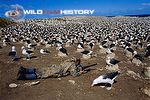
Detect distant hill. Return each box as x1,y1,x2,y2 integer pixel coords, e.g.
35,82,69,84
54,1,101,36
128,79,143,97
105,14,150,17
0,18,16,28
125,14,150,17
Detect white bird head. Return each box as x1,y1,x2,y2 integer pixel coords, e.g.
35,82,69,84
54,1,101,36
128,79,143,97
57,43,62,47
40,49,44,52
58,46,62,50
77,44,83,49
133,51,137,55
21,46,25,50
99,45,103,49
40,49,47,54
106,48,112,54
12,46,15,50
125,46,129,49
147,43,150,46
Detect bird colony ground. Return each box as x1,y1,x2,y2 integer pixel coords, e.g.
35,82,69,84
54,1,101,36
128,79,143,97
0,17,150,100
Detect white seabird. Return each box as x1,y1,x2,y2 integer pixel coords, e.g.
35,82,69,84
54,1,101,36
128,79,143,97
58,46,68,57
106,48,114,54
124,46,136,58
106,57,120,66
91,71,120,90
77,43,84,52
81,50,93,59
8,46,17,60
27,43,37,50
88,42,95,50
40,49,50,54
21,46,33,60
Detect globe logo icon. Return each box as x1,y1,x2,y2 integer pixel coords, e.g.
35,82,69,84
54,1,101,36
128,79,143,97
5,4,25,21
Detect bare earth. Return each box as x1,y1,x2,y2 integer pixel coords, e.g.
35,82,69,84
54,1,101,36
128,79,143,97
0,43,150,100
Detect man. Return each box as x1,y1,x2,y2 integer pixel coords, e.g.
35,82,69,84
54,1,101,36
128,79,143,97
17,58,83,80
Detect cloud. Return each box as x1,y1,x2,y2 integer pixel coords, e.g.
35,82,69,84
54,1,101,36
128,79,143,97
142,3,150,6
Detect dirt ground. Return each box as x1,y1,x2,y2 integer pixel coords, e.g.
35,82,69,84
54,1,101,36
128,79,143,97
0,43,150,100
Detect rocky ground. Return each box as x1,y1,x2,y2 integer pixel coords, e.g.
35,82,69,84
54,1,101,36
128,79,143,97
0,43,150,100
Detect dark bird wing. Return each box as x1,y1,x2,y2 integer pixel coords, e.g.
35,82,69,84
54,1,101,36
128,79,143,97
9,51,16,57
103,71,119,80
79,43,84,48
44,50,50,53
56,41,62,44
127,48,134,53
146,45,150,51
101,41,107,45
30,44,37,47
110,59,120,65
59,48,68,55
26,40,31,44
134,54,144,61
145,51,150,57
5,38,11,42
103,45,108,48
81,50,90,54
26,50,33,54
125,42,131,47
110,44,115,48
89,43,93,47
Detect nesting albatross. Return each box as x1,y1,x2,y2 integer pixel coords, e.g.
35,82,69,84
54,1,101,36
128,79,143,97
91,71,120,90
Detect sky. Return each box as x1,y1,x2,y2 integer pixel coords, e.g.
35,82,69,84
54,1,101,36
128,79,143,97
0,0,150,19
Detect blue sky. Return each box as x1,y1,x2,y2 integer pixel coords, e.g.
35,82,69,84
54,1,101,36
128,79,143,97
0,0,150,19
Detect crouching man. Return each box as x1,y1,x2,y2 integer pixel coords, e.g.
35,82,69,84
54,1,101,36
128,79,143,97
17,58,83,80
